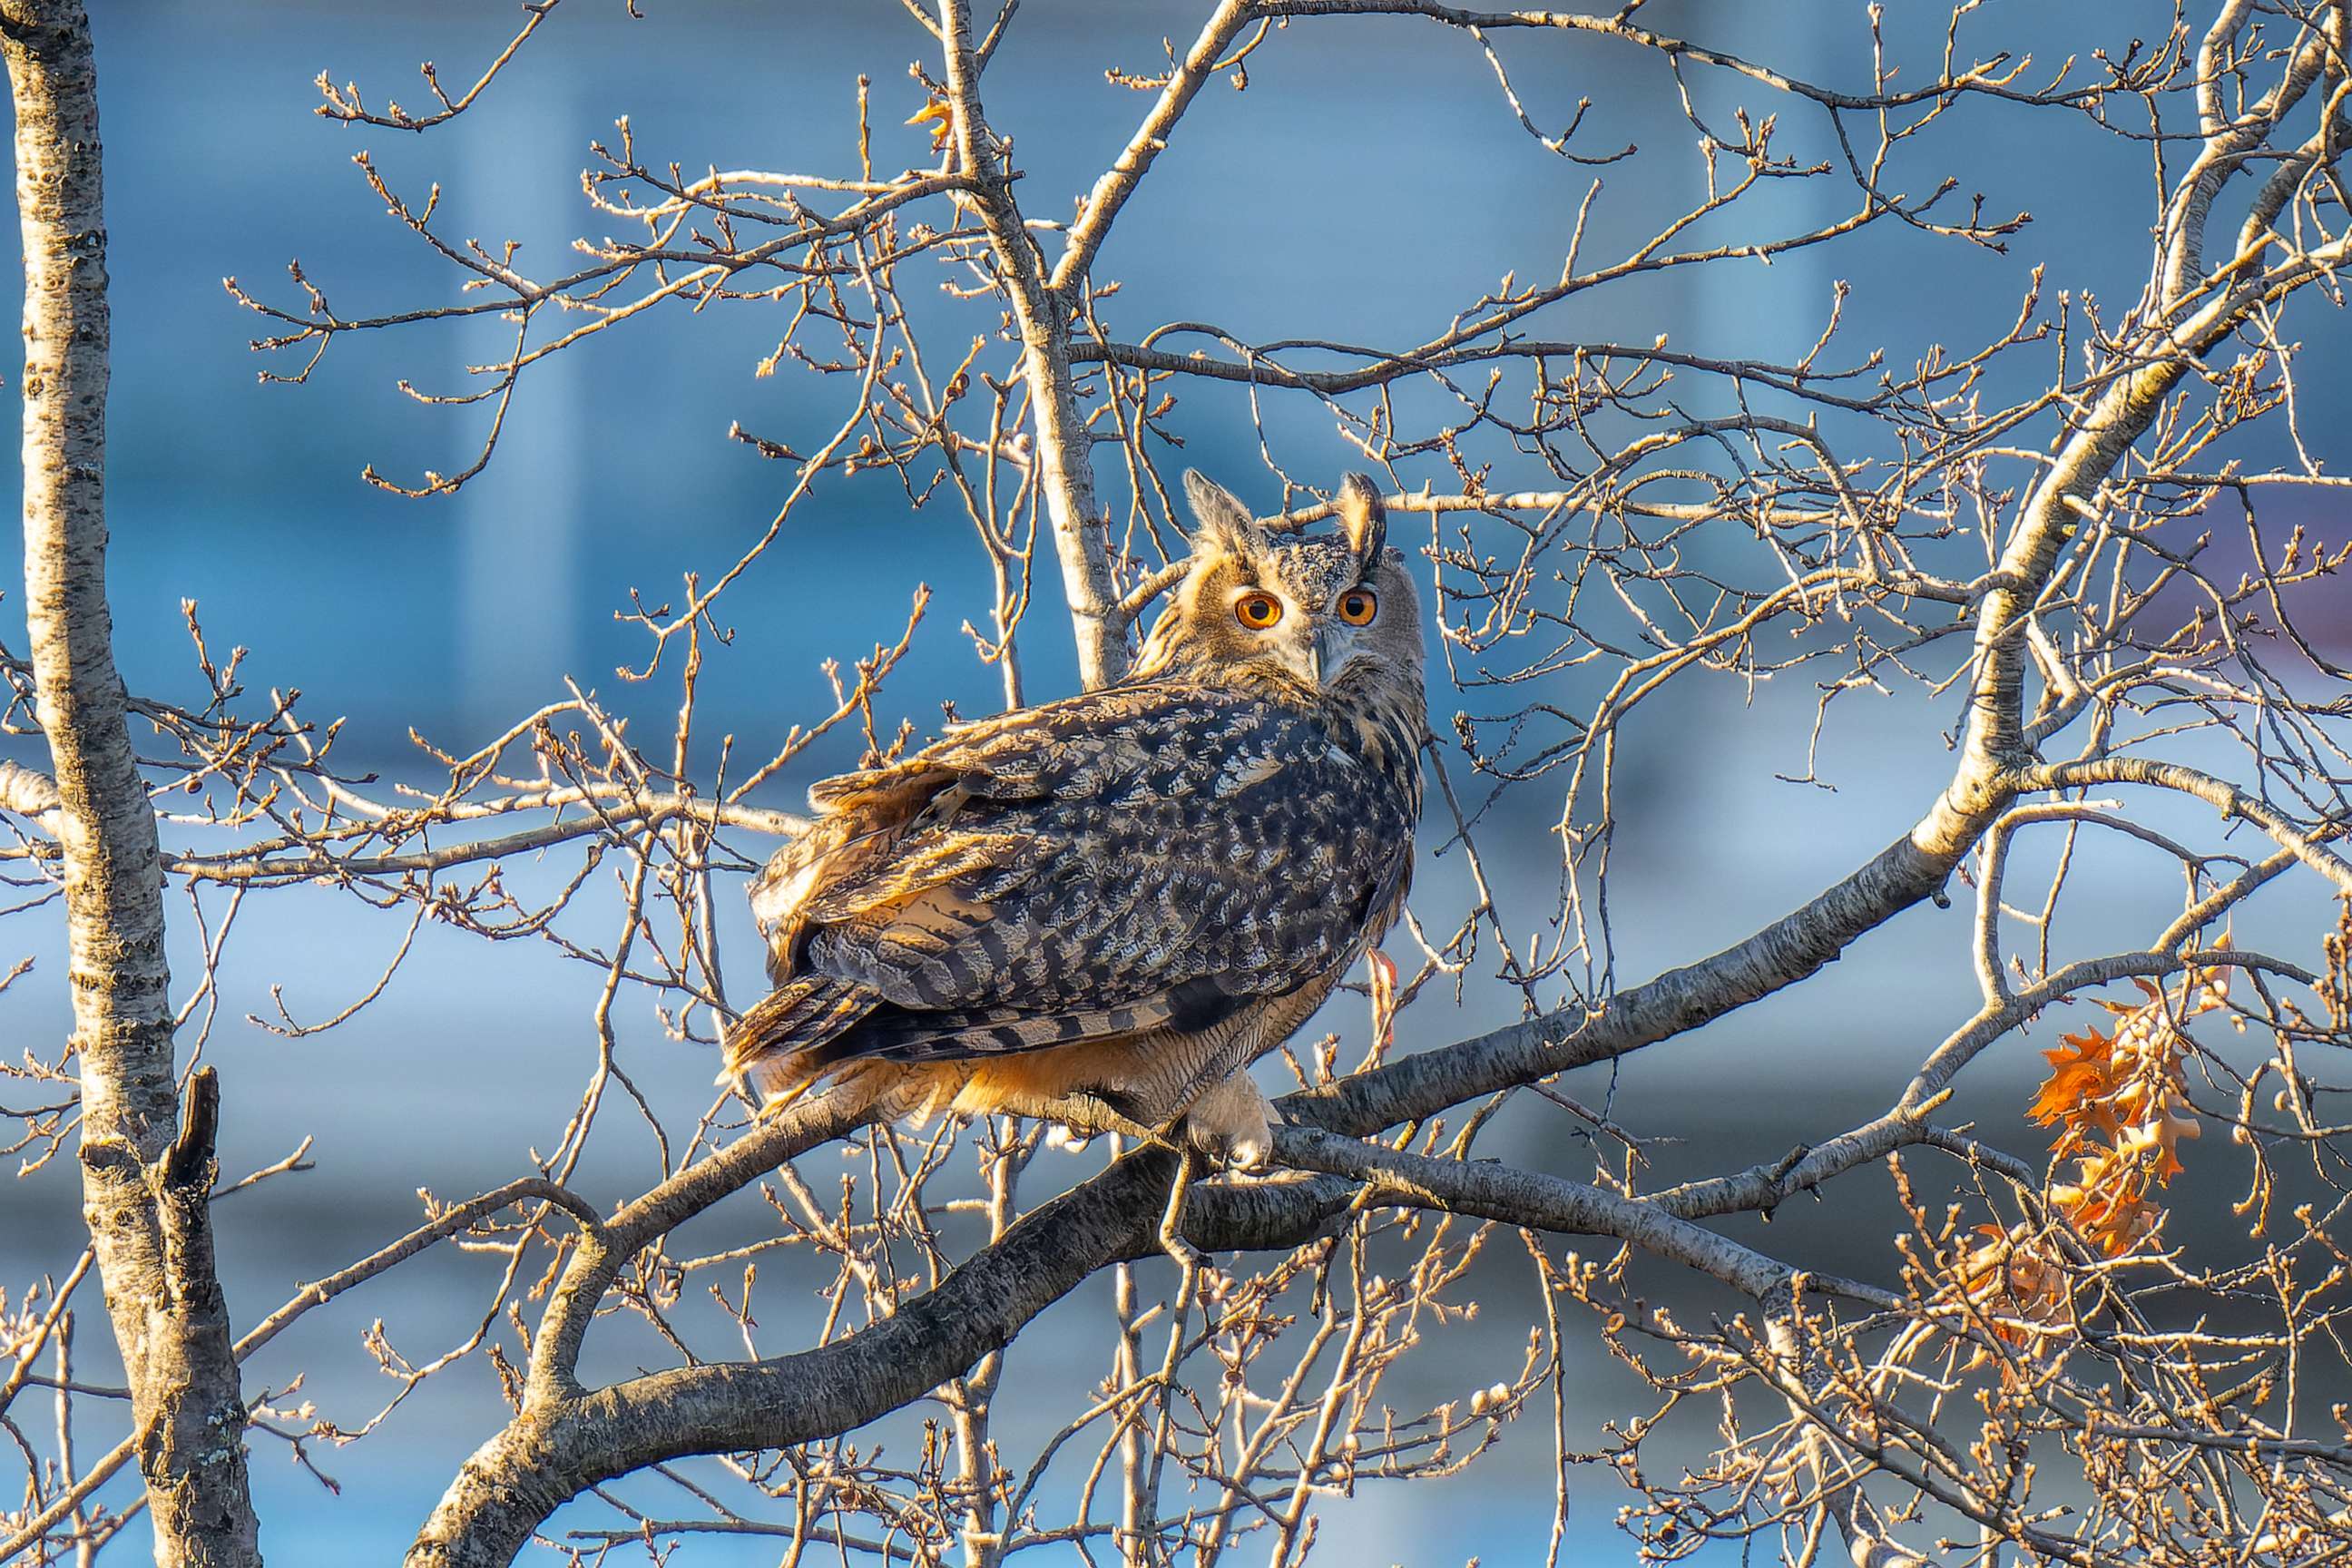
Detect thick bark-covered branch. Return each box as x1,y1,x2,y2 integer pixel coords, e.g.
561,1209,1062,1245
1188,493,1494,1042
403,742,2316,1560
1284,806,1992,1140
407,1146,1187,1568
2,5,262,1561
407,802,1985,1563
405,652,2023,1564
0,753,64,833
391,8,2352,1563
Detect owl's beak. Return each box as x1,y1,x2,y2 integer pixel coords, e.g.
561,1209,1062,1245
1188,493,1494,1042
1270,632,1321,689
1305,630,1352,690
1282,632,1345,690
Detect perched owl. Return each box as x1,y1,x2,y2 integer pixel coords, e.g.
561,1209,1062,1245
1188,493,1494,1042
721,471,1426,1166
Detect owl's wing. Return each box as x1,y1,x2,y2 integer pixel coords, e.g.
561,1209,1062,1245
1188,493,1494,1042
730,682,1416,1089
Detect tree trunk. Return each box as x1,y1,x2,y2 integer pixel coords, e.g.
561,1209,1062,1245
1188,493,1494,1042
1,2,264,1562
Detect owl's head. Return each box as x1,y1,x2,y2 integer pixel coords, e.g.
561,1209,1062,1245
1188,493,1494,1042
1132,471,1424,703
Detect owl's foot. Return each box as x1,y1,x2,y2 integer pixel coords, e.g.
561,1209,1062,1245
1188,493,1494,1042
1182,1070,1276,1172
1043,1122,1097,1156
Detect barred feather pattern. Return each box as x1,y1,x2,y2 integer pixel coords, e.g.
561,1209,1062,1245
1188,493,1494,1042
723,474,1426,1145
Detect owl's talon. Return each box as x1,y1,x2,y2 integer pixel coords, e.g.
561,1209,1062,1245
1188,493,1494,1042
1183,1070,1276,1173
1044,1123,1096,1156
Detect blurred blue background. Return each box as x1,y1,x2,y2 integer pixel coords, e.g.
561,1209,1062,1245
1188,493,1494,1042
2,2,2347,1562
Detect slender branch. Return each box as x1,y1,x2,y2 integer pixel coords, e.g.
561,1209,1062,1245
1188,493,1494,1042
0,1432,135,1563
936,0,1124,687
1272,1126,1902,1308
2019,757,2352,896
235,1177,606,1363
1048,0,1259,295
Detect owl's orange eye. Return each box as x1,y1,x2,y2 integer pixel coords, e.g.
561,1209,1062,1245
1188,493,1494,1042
1337,588,1378,625
1234,592,1284,631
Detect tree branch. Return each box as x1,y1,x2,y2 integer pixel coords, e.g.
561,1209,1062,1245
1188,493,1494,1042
1271,1126,1902,1307
2019,757,2352,897
936,0,1124,688
1,5,262,1562
1048,0,1259,296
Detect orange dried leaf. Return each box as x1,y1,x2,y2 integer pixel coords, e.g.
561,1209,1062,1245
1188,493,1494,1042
907,97,954,151
1941,957,2230,1366
2029,1028,2121,1132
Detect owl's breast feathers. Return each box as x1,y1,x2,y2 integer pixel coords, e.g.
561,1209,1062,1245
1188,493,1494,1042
724,681,1421,1113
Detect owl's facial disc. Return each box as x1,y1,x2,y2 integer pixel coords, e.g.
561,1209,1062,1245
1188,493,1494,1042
1138,477,1421,697
1225,543,1402,691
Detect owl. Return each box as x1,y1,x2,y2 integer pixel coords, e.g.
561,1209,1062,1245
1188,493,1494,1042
721,471,1426,1166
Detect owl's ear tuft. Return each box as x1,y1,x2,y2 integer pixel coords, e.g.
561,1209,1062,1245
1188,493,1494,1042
1336,474,1387,564
1182,470,1271,560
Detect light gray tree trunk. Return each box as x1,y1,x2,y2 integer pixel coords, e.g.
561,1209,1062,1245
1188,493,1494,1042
1,2,263,1562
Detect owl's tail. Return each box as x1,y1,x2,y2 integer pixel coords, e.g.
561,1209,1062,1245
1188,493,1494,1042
720,975,882,1110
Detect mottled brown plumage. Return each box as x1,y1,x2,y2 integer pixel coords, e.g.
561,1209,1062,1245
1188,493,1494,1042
723,471,1425,1163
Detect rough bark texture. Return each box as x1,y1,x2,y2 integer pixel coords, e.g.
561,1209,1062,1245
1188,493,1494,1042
123,2,2325,1559
402,810,1984,1563
392,28,2314,1537
407,1147,1187,1568
1,3,263,1562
